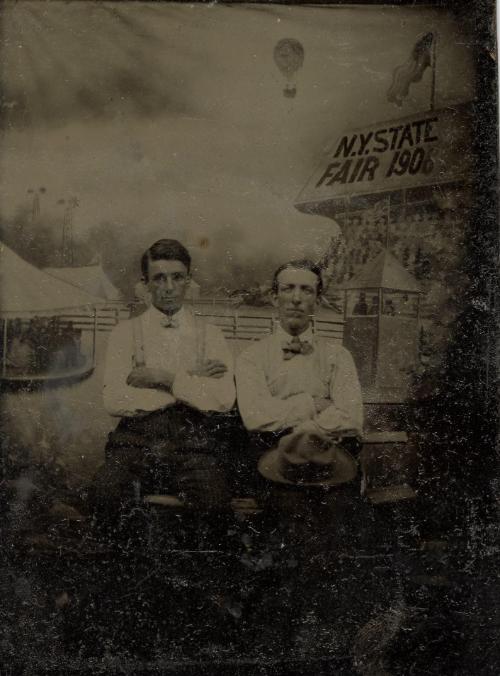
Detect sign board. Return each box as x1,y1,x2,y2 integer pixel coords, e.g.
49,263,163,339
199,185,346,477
295,103,473,208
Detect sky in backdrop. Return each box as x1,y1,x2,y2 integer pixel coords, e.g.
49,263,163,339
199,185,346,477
0,1,476,287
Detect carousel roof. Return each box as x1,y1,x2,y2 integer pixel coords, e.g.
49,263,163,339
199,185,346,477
0,243,103,314
336,249,421,293
44,263,122,301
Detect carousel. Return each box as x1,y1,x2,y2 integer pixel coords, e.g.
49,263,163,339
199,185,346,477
0,243,102,389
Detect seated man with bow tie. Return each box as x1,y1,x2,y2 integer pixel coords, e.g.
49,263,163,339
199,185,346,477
92,239,236,516
235,259,363,496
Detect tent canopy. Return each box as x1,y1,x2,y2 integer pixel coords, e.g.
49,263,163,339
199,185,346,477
0,243,103,314
336,249,421,293
44,264,122,301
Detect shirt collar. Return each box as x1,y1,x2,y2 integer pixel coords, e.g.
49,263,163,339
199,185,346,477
145,305,188,329
275,323,314,344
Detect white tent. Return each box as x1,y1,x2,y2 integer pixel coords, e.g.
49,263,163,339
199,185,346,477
44,263,122,301
335,249,421,293
0,243,102,315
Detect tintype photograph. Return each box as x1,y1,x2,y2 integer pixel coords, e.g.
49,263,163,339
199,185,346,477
0,1,497,674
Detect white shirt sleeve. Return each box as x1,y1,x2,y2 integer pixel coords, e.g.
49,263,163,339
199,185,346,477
172,324,236,413
312,345,364,436
102,321,175,417
235,346,316,432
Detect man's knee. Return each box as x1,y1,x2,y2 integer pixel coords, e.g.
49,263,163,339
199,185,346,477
176,452,230,510
88,452,142,512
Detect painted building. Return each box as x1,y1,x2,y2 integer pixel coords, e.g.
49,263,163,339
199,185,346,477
336,249,421,402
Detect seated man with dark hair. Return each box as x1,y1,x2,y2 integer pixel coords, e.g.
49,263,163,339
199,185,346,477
234,260,365,640
235,259,363,500
92,238,236,517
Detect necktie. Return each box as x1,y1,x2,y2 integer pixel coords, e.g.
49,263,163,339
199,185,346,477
282,336,314,360
161,315,180,329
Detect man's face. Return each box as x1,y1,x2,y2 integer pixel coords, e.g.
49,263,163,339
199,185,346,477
146,259,190,315
273,267,320,335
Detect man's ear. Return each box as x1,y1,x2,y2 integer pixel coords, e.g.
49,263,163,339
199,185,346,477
270,292,279,308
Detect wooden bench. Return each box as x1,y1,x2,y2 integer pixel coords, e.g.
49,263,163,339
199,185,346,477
360,431,417,504
143,430,417,511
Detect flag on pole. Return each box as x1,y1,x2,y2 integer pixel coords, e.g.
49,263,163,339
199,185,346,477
31,193,40,222
387,32,434,107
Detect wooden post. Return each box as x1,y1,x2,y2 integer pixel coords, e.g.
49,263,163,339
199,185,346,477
92,307,97,366
374,288,383,386
430,32,438,111
2,318,7,377
416,294,421,363
384,195,391,249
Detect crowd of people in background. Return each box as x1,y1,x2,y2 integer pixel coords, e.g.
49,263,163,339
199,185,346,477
2,316,84,375
351,291,418,317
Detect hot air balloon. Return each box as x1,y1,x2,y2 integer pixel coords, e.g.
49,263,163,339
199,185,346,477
273,38,304,98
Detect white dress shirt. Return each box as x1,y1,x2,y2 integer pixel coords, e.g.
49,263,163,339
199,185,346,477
235,325,363,436
103,306,235,417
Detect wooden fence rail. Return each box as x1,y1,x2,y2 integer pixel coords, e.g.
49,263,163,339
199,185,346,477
58,304,345,343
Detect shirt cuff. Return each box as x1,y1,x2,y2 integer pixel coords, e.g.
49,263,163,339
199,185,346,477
312,410,363,438
104,387,175,417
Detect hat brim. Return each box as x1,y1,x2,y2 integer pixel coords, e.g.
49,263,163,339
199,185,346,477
258,445,358,486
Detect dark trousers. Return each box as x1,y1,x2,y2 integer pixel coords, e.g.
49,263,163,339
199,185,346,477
232,430,290,499
89,404,244,513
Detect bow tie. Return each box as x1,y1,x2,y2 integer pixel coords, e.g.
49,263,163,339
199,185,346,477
282,336,314,360
160,315,180,329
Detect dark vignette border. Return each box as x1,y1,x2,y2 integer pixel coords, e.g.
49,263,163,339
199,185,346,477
0,1,497,674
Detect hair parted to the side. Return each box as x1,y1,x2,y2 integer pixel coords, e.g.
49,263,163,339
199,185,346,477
141,239,192,281
272,259,323,296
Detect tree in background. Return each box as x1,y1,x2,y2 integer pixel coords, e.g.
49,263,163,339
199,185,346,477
418,325,431,366
420,254,432,280
1,206,60,268
414,246,423,278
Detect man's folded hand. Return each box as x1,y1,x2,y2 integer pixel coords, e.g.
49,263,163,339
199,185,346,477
189,359,228,379
313,397,331,414
126,366,175,391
